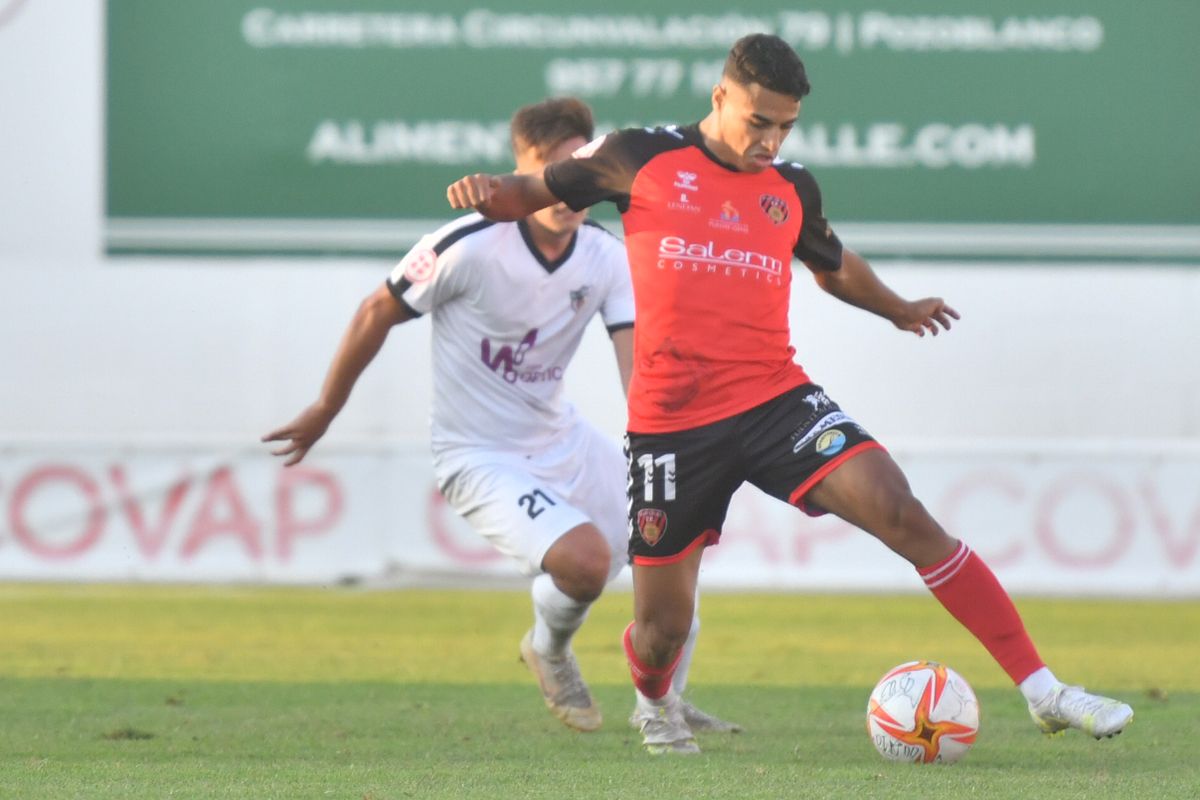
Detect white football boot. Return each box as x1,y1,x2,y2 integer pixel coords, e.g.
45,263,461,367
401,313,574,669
519,630,601,732
630,692,701,755
681,701,743,733
1028,684,1134,738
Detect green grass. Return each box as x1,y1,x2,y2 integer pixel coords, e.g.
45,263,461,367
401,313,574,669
1,585,1197,799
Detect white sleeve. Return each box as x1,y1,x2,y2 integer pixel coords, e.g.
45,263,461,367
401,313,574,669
598,237,635,331
386,217,485,315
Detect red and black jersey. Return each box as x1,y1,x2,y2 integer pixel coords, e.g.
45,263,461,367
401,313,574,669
544,123,843,433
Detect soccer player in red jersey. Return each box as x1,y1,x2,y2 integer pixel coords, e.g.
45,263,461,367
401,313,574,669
448,34,1133,754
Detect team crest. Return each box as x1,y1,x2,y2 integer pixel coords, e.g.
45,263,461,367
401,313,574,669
759,193,790,225
637,508,668,547
569,285,591,311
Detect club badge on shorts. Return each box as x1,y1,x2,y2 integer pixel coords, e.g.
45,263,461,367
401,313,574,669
636,508,668,546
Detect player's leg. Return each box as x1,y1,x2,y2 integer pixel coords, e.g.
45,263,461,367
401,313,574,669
571,423,741,734
534,521,610,650
626,548,704,754
439,459,608,731
520,521,611,732
805,447,1133,738
623,421,739,754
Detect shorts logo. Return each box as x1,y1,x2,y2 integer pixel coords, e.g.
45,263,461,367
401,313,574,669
793,411,849,453
637,508,668,547
402,248,436,283
759,194,789,225
802,390,832,411
816,429,847,457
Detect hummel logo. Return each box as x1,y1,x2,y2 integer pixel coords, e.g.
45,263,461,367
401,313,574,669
673,171,699,192
803,391,831,411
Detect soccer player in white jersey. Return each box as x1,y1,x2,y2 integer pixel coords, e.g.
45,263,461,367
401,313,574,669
263,97,737,735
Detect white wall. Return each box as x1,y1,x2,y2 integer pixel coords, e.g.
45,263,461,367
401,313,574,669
2,4,1198,591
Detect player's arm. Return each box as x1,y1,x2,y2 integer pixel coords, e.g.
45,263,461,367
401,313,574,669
807,247,959,337
609,326,634,398
446,171,559,221
262,283,414,465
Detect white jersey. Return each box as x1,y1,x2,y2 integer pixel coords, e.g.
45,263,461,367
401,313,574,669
387,213,634,467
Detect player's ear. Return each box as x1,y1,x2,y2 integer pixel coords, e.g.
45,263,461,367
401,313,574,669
712,82,726,112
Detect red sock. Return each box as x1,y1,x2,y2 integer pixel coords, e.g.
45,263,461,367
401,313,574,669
919,542,1045,684
622,621,682,700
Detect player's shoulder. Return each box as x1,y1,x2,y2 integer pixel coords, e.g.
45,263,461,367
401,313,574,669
421,212,510,256
577,219,626,256
574,219,630,274
770,159,822,195
593,124,692,161
579,217,621,242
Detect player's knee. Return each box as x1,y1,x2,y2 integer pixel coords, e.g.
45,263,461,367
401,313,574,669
640,620,692,665
879,492,948,558
636,609,694,661
545,535,611,603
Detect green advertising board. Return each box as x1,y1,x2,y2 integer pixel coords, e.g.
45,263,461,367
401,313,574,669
106,1,1200,260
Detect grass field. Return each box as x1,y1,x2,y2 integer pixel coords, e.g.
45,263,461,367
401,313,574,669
1,585,1197,799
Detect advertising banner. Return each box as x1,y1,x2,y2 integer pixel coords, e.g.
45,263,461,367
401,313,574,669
105,1,1200,260
4,443,1198,596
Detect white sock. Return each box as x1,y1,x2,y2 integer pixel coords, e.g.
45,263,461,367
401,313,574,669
530,573,590,658
670,586,702,696
635,687,679,713
671,613,701,696
1019,666,1061,705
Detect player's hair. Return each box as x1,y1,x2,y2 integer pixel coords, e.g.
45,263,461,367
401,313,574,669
510,97,595,159
723,33,812,99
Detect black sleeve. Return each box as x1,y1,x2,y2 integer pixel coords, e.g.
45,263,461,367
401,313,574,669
544,127,683,214
543,130,636,212
779,163,844,270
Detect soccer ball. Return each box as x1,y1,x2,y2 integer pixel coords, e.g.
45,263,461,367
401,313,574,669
866,660,980,764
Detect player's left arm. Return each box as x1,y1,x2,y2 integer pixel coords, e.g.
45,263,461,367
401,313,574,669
807,248,960,337
609,326,634,397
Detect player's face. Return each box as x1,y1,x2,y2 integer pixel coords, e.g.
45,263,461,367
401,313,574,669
515,135,589,237
712,80,800,172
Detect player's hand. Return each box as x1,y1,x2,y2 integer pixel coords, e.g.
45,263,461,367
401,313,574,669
261,403,336,466
447,173,502,210
893,297,960,337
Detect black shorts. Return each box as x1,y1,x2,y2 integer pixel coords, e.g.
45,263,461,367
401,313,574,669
625,383,883,565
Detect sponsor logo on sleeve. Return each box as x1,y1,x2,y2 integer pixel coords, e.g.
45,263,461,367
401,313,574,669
402,248,437,283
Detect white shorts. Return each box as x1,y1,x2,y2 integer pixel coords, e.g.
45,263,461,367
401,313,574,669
435,421,628,579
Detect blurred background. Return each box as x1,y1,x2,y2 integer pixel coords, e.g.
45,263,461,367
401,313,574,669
2,0,1197,595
